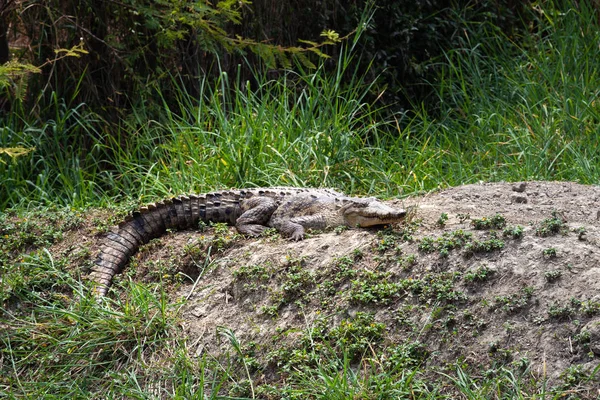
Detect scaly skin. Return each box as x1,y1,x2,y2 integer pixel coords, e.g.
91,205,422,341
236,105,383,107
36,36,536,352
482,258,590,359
91,187,406,296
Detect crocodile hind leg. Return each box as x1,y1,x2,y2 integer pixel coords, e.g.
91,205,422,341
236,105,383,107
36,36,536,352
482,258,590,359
235,196,279,236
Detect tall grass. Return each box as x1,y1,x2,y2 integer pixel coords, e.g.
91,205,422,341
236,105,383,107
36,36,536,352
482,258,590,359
425,1,600,184
106,14,405,202
0,97,108,209
0,249,232,398
1,0,599,210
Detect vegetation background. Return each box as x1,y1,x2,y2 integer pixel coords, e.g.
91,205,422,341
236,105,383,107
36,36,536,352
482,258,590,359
4,0,595,209
1,0,600,397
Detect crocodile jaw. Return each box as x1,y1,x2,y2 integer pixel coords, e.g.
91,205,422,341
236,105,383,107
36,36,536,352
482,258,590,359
342,199,407,227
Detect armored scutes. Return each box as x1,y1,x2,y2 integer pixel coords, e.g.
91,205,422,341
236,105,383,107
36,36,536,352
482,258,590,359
91,187,406,296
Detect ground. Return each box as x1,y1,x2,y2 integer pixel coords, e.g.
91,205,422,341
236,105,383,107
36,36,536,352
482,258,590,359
7,181,600,393
103,181,600,386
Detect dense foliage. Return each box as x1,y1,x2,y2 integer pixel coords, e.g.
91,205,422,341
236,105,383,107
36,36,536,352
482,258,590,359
1,0,529,119
0,0,599,210
2,0,332,119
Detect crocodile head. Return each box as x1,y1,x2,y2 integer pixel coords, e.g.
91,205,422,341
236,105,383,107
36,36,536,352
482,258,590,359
341,197,407,227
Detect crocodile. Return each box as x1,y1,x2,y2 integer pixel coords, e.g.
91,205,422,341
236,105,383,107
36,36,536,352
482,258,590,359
91,187,406,296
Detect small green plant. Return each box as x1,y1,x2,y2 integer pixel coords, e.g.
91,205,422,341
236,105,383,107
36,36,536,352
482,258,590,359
543,247,558,258
212,222,230,235
437,230,472,254
471,214,507,230
397,253,417,270
377,222,420,247
328,313,386,361
352,248,363,259
376,223,418,252
512,357,531,373
259,227,280,241
233,263,272,281
573,329,591,351
182,241,208,259
333,256,359,278
333,225,347,234
349,270,402,305
502,225,524,239
548,302,577,320
558,365,592,390
260,304,279,318
203,222,242,251
544,269,562,282
464,236,505,256
315,255,360,298
418,236,436,253
535,211,567,237
462,310,487,333
377,234,397,252
418,272,467,304
392,304,419,330
457,213,470,223
418,230,473,256
575,226,587,240
384,341,430,369
279,257,315,303
494,287,534,313
197,220,208,232
437,212,449,227
417,236,435,253
580,300,600,316
91,217,111,233
464,264,495,284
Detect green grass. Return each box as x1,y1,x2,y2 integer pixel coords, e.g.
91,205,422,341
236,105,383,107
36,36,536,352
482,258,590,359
2,1,600,209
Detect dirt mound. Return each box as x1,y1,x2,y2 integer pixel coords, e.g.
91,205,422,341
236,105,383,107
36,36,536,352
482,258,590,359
132,181,596,383
52,181,590,388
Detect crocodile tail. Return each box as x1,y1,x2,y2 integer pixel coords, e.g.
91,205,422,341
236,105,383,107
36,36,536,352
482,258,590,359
90,195,206,297
91,192,250,296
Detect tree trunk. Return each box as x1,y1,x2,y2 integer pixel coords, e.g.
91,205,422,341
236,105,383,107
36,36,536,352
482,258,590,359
0,17,9,64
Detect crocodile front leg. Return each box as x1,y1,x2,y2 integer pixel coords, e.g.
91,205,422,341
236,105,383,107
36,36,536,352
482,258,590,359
270,215,327,241
235,196,279,236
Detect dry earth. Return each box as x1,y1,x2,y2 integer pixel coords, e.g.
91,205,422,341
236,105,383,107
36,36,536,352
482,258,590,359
51,181,600,386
